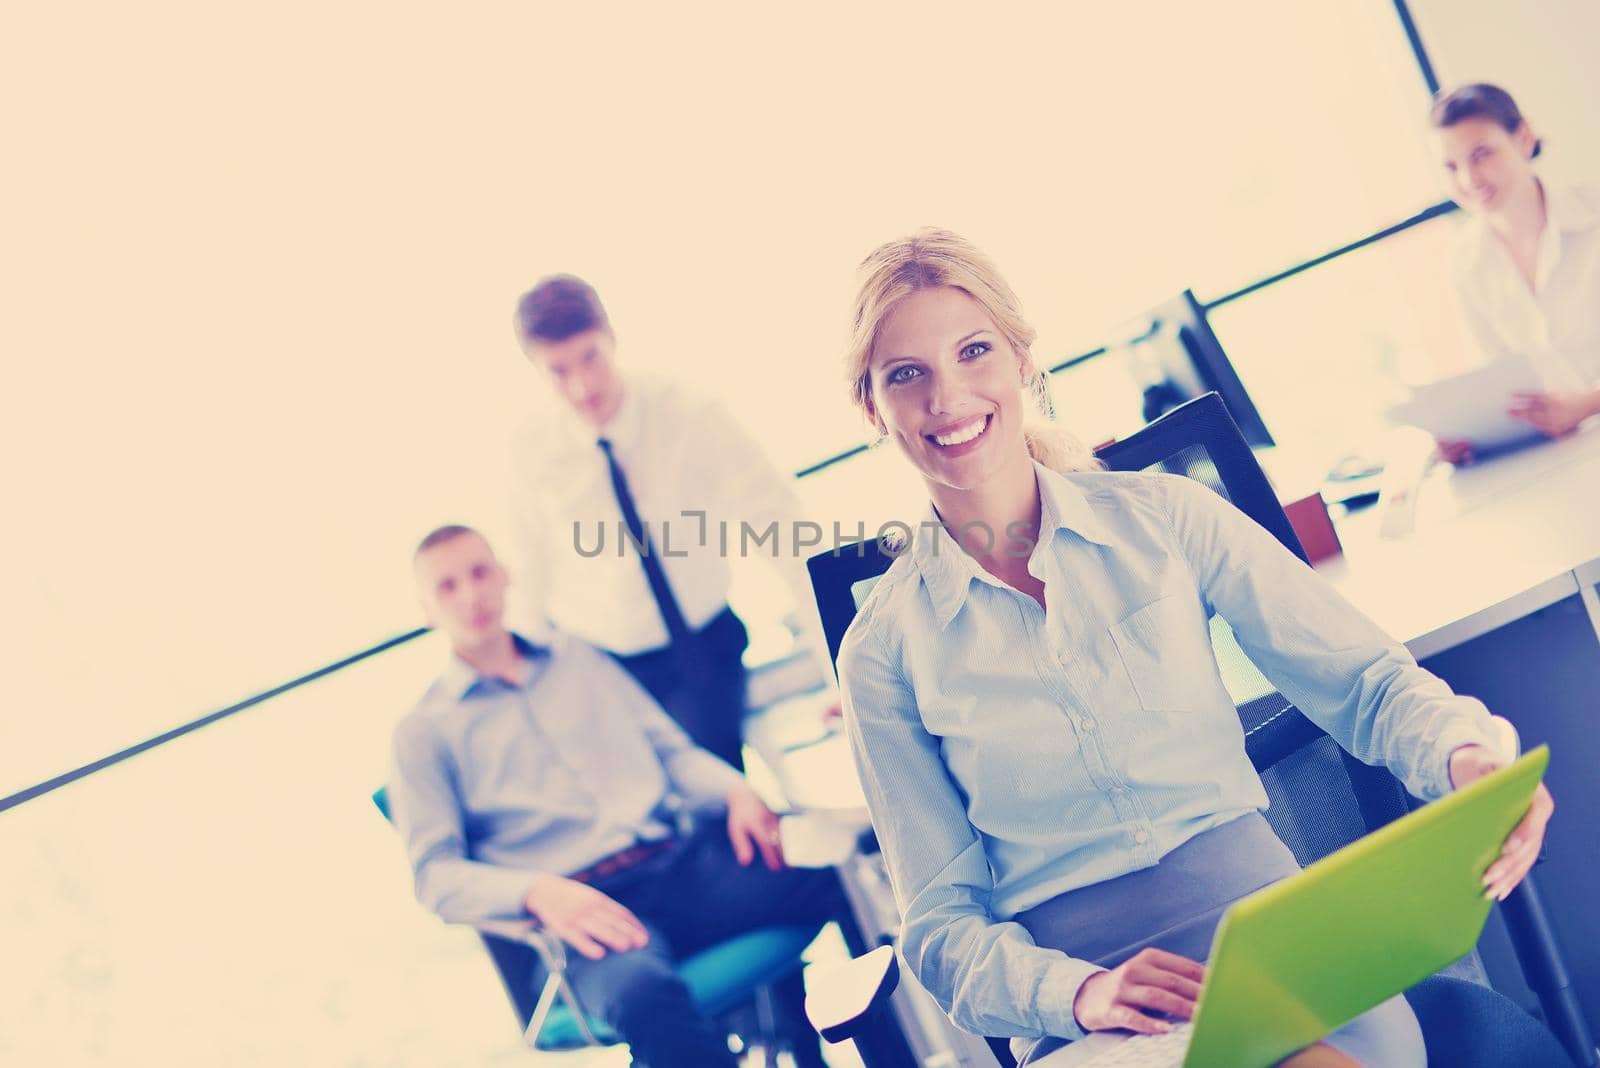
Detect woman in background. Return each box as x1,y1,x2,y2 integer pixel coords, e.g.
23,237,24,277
834,228,1553,1065
1432,83,1600,461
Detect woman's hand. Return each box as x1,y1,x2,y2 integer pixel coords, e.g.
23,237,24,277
1508,389,1600,438
1071,947,1205,1035
1434,437,1475,464
1448,744,1555,901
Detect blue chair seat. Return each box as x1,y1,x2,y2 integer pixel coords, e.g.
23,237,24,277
536,923,821,1049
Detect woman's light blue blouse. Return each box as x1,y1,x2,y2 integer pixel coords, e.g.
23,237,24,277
837,464,1497,1042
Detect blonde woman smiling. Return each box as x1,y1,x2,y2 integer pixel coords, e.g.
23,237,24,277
834,229,1552,1066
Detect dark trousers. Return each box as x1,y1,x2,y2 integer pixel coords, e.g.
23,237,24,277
542,820,846,1067
613,607,750,770
1404,975,1577,1067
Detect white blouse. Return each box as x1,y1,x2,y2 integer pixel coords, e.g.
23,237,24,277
1451,182,1600,392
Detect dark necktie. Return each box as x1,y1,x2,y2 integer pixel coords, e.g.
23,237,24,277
598,438,692,646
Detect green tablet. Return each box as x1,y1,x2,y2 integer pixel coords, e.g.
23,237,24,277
1182,745,1549,1068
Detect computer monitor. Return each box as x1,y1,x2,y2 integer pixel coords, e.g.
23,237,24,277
1115,289,1274,448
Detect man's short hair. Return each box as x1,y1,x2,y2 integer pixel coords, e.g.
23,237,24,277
414,523,481,559
515,274,610,345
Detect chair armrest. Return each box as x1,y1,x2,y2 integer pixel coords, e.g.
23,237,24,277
471,917,606,1046
804,944,900,1043
472,918,569,974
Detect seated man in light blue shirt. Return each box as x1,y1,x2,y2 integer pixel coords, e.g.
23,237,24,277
390,524,843,1067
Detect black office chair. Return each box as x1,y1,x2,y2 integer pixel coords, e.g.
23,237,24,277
806,392,1592,1068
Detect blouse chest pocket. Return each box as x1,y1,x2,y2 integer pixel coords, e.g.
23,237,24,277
1109,594,1207,714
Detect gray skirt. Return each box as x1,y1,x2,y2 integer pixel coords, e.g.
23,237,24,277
1010,812,1424,1067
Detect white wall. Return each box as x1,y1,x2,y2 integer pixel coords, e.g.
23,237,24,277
0,1,1449,796
1409,0,1600,187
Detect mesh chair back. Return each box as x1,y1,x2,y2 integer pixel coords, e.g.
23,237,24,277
809,538,901,676
807,392,1413,867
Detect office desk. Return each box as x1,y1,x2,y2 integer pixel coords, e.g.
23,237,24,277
1318,424,1600,659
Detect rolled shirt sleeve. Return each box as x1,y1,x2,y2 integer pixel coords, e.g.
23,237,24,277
388,716,538,924
839,622,1103,1041
1161,474,1497,801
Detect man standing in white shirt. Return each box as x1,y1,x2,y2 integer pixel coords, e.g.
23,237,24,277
509,275,837,770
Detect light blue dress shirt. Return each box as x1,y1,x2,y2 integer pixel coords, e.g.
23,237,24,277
389,633,743,924
838,463,1497,1041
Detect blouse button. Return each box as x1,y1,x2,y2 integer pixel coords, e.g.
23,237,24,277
1133,829,1150,844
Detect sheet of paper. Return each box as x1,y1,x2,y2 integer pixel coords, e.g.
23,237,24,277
1385,356,1549,449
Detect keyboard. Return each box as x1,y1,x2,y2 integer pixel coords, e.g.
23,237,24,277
1076,1022,1193,1066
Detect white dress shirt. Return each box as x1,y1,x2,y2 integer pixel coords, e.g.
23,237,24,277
509,372,832,675
1452,182,1600,391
